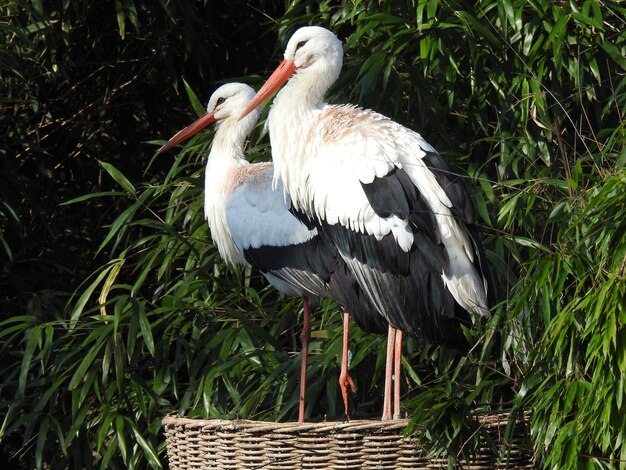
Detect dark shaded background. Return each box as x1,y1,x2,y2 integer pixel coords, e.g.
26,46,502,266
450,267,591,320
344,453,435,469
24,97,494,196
1,2,284,320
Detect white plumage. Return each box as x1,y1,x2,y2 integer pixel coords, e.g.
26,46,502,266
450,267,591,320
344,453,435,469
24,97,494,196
160,83,325,299
225,169,318,254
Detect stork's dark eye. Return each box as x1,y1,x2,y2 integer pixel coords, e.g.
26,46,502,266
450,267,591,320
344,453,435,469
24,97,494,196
216,97,226,106
295,40,307,51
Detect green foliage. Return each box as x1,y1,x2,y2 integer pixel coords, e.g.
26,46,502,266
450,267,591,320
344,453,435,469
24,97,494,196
518,172,626,468
2,0,626,468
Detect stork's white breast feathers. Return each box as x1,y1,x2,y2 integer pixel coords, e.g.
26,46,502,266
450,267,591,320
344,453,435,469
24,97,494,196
226,166,317,252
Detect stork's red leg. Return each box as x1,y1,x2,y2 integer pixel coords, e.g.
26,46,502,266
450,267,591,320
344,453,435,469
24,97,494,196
298,296,311,423
381,325,396,421
393,328,403,419
339,310,356,420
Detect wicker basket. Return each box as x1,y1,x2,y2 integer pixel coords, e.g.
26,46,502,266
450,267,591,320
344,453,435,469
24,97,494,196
162,412,535,469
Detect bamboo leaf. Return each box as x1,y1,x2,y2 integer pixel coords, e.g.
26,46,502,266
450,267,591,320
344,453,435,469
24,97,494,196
455,10,501,48
62,191,126,205
602,42,626,71
18,328,39,398
100,161,137,197
35,417,49,470
137,305,155,356
115,416,128,463
183,78,206,117
125,418,163,469
96,203,140,254
69,263,117,328
114,0,126,38
68,340,106,390
99,258,125,316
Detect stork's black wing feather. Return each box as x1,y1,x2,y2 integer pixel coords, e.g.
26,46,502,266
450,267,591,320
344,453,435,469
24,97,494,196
361,167,440,243
422,150,475,223
243,236,335,283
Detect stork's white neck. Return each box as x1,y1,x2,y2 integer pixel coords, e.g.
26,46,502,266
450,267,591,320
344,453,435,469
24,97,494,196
205,119,249,192
204,118,251,266
267,64,338,214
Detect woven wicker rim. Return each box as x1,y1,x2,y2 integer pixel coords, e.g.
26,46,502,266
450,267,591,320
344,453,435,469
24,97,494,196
162,410,516,432
162,416,414,433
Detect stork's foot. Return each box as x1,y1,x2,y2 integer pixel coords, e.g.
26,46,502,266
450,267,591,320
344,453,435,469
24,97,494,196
339,370,357,420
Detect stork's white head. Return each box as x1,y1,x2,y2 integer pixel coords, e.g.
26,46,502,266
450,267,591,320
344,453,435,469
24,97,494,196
159,82,259,153
240,26,343,119
207,83,258,124
283,26,343,76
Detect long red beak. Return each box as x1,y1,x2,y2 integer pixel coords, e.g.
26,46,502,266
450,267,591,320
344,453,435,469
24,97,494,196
157,111,217,153
239,59,296,120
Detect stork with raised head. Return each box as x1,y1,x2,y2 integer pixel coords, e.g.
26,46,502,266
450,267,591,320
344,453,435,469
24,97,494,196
240,26,493,420
158,82,385,422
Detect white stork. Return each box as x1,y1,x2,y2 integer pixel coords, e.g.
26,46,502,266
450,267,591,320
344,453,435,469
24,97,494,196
240,27,493,420
158,82,386,422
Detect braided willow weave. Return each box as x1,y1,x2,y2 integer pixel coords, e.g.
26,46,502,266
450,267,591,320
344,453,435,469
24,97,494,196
162,412,534,469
